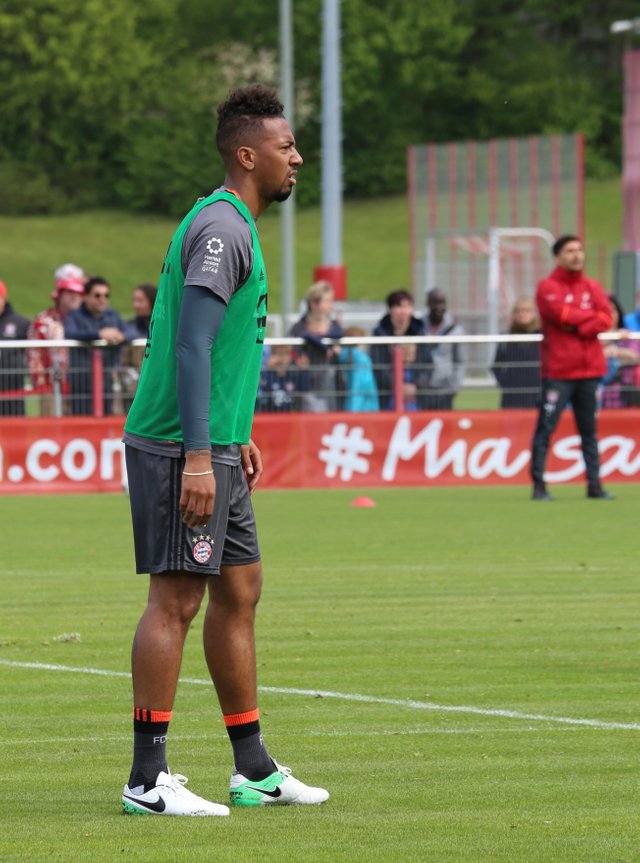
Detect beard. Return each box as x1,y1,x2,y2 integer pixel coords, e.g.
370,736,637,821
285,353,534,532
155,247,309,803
272,186,293,203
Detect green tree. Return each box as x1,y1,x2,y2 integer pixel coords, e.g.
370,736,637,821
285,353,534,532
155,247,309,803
339,0,471,196
0,0,169,209
1,0,639,214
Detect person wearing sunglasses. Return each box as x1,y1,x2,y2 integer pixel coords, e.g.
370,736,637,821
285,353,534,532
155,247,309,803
65,276,136,415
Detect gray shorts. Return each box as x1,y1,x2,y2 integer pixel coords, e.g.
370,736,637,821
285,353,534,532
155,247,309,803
125,446,260,575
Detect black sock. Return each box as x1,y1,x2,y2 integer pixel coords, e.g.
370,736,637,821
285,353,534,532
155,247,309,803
223,709,275,781
128,708,171,792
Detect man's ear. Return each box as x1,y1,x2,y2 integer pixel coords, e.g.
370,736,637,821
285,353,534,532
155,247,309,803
237,146,256,172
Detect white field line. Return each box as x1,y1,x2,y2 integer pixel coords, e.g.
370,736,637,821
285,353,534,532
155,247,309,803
1,659,639,732
3,728,580,747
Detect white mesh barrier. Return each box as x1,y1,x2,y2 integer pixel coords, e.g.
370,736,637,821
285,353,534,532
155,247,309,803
1,333,636,417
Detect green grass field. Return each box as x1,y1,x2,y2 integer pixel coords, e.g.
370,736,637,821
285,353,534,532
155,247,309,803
0,177,622,319
1,485,638,862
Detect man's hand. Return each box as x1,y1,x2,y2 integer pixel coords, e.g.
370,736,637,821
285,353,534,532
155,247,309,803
241,439,263,494
98,327,125,345
180,450,215,528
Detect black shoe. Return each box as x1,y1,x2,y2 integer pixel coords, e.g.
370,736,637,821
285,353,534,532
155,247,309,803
587,487,615,500
532,486,555,501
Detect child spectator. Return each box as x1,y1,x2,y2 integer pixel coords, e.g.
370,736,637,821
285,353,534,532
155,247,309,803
399,342,420,411
601,295,640,408
257,344,309,412
338,327,379,412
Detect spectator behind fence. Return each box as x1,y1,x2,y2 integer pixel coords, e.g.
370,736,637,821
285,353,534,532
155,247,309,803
338,327,379,412
257,343,309,412
119,283,158,412
601,294,640,409
530,235,613,501
371,289,429,410
27,274,85,416
623,295,640,333
54,262,85,283
0,280,31,416
289,280,343,411
65,276,135,415
399,342,421,411
492,298,541,408
422,287,465,410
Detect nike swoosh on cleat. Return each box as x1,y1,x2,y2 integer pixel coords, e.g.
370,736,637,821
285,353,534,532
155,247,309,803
123,793,166,813
245,785,282,799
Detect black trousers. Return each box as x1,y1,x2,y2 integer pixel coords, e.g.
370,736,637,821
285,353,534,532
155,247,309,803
530,377,601,489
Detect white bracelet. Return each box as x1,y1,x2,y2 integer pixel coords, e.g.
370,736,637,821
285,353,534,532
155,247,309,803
182,470,214,476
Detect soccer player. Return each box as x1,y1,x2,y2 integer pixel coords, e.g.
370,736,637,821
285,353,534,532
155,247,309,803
121,85,329,816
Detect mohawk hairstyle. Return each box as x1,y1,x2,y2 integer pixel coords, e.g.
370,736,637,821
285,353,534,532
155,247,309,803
216,84,285,164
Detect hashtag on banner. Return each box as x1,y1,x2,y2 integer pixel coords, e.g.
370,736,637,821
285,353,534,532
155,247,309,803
318,423,374,481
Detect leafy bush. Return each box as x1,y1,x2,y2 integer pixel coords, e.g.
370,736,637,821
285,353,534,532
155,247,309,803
0,162,58,215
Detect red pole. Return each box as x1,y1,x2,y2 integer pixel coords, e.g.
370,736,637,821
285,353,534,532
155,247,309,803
576,132,585,242
447,142,457,230
509,138,519,226
312,264,347,301
448,143,458,303
468,141,478,309
407,145,417,298
488,139,498,227
467,141,477,229
529,136,539,227
551,135,561,237
529,136,545,285
428,144,438,232
92,348,104,418
622,52,640,251
392,345,404,413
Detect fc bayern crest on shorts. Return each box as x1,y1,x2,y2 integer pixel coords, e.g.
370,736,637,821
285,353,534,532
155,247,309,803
192,534,214,564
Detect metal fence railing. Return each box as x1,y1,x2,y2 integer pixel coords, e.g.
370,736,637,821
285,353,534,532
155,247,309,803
1,333,639,418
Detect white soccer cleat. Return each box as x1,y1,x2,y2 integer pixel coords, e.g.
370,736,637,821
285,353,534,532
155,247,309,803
229,762,329,806
122,770,229,816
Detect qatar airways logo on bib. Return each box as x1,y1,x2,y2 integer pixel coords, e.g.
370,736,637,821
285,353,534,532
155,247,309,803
202,236,225,274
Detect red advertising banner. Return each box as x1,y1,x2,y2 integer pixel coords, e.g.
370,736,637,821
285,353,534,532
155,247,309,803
0,417,126,494
0,411,639,494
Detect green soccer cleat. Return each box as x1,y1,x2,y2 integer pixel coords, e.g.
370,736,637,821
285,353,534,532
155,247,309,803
229,763,329,807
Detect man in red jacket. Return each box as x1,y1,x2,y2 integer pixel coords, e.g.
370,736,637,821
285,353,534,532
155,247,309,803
530,235,614,500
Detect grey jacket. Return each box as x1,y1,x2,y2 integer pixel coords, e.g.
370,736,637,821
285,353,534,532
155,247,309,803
423,312,465,393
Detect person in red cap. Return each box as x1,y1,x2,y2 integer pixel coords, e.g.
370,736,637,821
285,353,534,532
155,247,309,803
0,280,31,416
26,274,85,416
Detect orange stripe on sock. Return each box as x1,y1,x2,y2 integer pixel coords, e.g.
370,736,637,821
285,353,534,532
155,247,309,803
223,709,259,727
150,709,173,723
133,707,172,723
